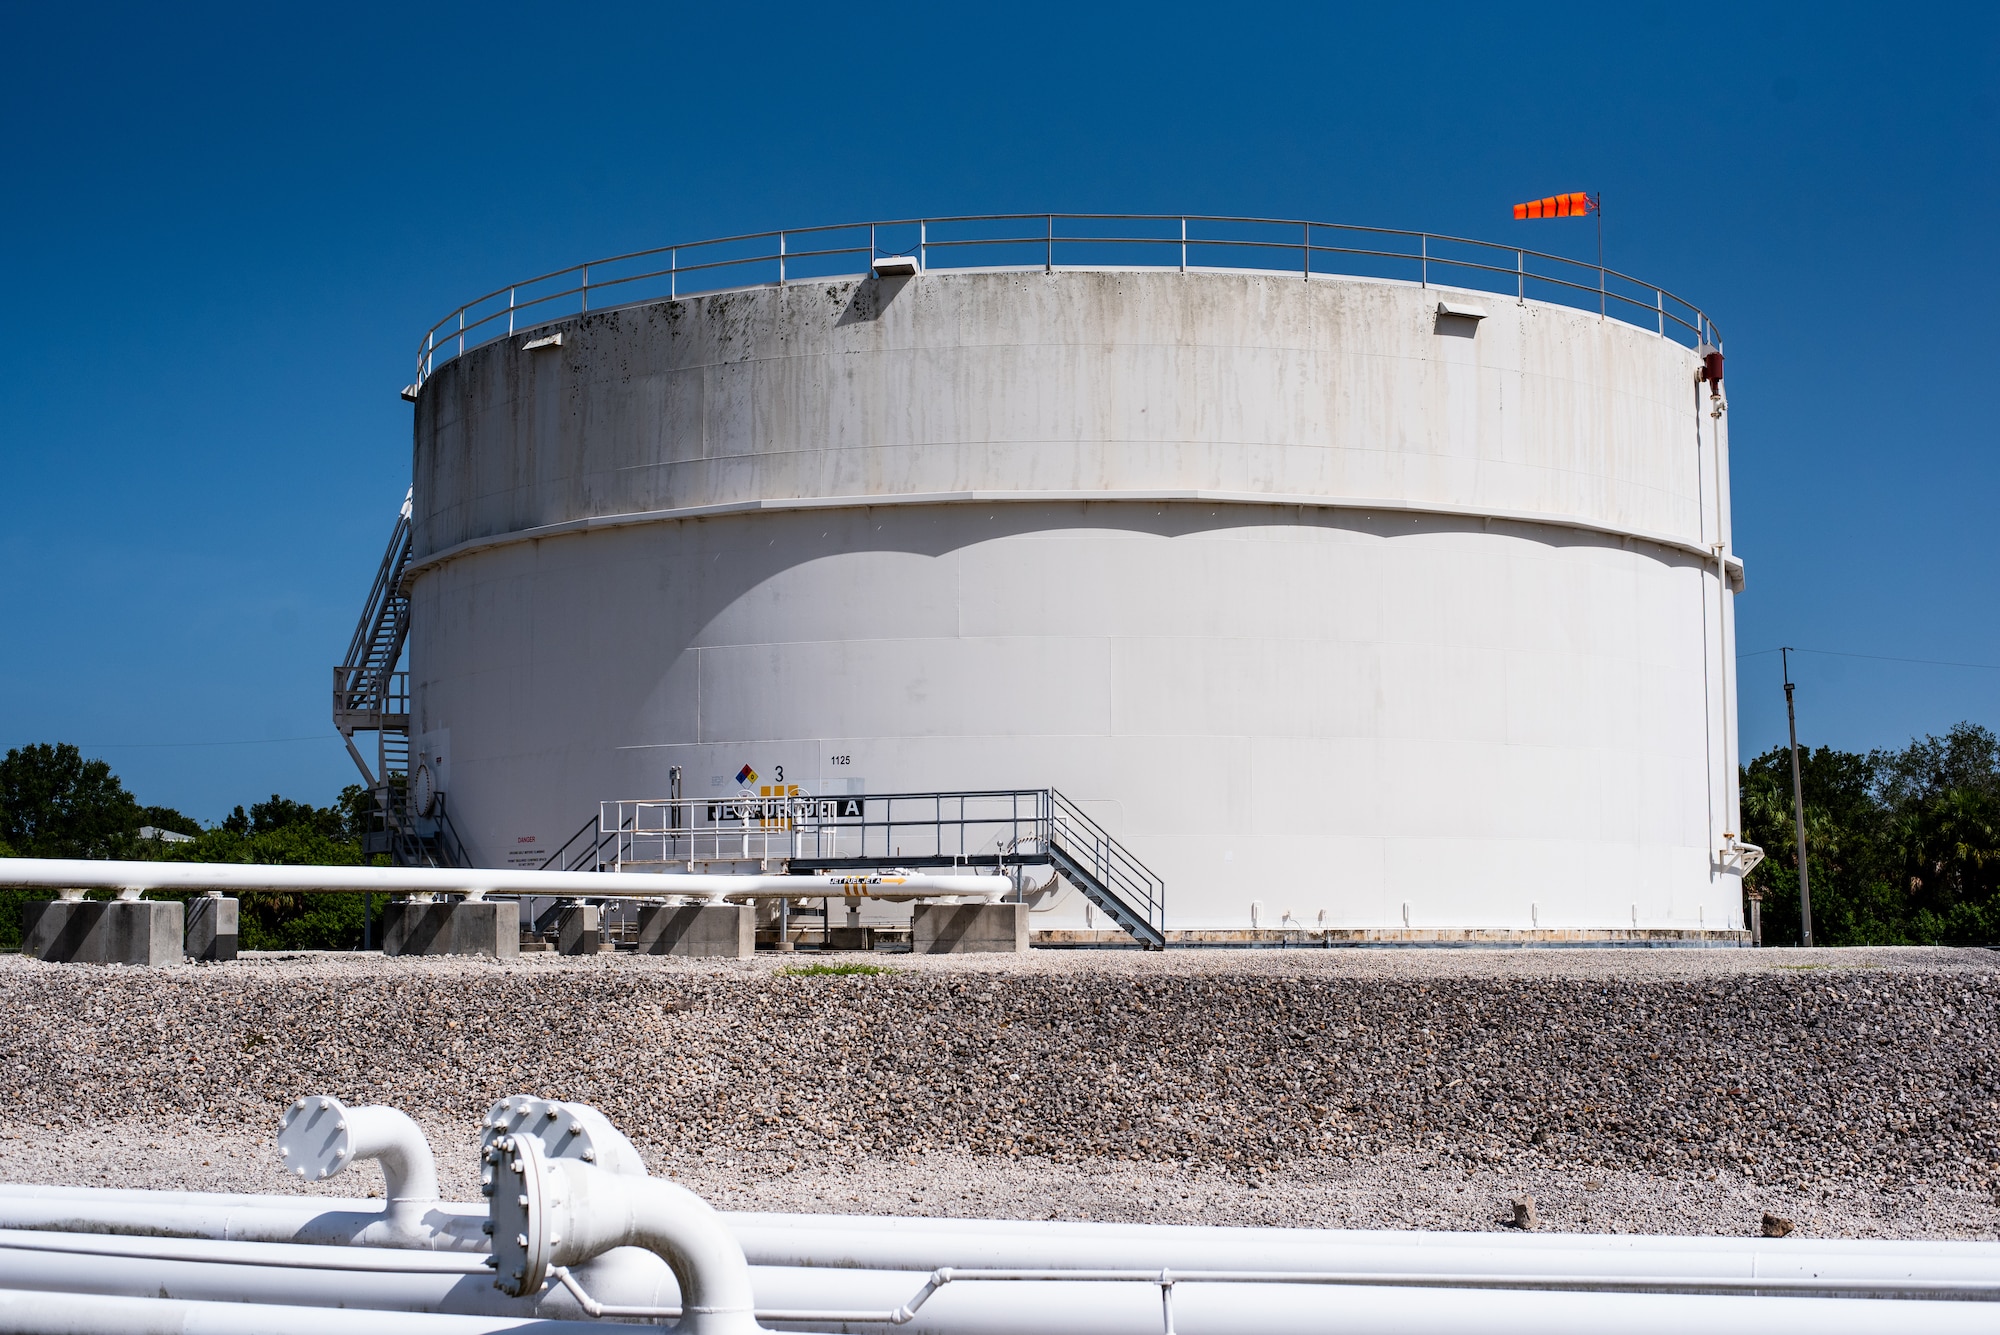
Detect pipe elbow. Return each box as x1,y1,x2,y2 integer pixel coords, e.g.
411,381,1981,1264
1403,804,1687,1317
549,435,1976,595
490,1132,759,1334
578,1173,758,1333
348,1105,442,1225
276,1096,440,1236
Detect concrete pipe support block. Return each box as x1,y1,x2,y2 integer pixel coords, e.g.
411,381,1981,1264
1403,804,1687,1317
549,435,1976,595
184,896,239,963
380,899,519,958
21,900,185,967
557,904,602,956
636,903,754,958
912,902,1030,954
822,926,877,951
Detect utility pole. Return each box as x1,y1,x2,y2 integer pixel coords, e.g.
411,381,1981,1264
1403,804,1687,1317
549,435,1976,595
1781,647,1813,946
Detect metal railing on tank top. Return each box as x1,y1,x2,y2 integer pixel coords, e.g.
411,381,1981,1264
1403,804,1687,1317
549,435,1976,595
407,214,1722,395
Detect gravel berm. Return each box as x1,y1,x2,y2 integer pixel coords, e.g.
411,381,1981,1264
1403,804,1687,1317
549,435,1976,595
2,947,1996,1239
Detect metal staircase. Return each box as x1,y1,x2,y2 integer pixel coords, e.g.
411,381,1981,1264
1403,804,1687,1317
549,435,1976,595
1041,790,1167,949
333,489,468,868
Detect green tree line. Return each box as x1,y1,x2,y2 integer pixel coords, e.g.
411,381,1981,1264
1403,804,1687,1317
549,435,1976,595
1740,722,2000,946
0,742,385,951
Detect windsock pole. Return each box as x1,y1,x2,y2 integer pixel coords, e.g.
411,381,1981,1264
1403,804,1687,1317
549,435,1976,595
1510,191,1604,315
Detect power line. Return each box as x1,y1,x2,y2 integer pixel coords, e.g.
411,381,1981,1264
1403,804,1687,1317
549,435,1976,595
1738,647,2000,673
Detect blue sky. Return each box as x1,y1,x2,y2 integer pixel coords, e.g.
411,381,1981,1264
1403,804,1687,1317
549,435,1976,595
2,2,1995,821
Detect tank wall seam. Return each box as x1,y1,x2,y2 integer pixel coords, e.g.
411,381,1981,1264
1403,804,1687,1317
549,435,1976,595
405,489,1738,585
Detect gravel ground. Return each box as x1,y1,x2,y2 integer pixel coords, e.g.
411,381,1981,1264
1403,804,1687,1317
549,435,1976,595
2,947,1996,1240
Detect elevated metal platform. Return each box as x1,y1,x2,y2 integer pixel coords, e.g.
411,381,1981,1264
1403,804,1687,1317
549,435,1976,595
541,787,1167,949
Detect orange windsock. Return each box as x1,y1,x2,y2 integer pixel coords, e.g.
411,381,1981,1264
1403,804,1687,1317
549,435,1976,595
1514,192,1592,219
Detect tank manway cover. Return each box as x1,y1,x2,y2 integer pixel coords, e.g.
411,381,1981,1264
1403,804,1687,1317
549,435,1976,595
276,1094,358,1182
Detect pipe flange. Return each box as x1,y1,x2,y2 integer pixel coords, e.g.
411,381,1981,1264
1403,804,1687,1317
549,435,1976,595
488,1131,552,1297
481,1095,648,1177
276,1095,356,1182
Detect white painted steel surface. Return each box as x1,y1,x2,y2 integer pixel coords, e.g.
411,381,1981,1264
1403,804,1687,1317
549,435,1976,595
0,859,1007,904
408,266,1744,932
0,1289,621,1335
13,1187,1996,1290
489,1132,759,1335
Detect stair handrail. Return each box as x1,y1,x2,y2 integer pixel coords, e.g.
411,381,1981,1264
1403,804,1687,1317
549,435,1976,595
427,793,471,868
539,811,635,872
1043,788,1167,943
540,815,602,871
340,488,415,713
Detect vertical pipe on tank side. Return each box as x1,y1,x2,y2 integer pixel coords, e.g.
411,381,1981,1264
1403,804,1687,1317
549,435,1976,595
1046,215,1052,274
1421,234,1427,289
1693,373,1717,892
1712,384,1740,927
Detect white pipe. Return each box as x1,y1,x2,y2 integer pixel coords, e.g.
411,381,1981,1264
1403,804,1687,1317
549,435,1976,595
350,1107,440,1218
0,1188,487,1252
0,1287,622,1335
14,1182,1992,1262
490,1130,761,1334
0,1183,393,1208
0,857,1009,904
15,1223,2000,1311
4,1278,1994,1335
6,1186,1996,1283
760,1279,2000,1335
733,1208,2000,1256
3,1232,1994,1335
0,1199,484,1255
0,1231,486,1273
3,1195,1994,1331
726,1213,2000,1283
0,1230,676,1320
277,1095,439,1235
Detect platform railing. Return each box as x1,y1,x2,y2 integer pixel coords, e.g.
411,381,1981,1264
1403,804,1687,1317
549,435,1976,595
550,788,1166,946
409,214,1721,393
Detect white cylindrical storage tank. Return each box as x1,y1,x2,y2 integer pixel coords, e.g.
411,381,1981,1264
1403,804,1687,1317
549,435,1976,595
405,229,1747,938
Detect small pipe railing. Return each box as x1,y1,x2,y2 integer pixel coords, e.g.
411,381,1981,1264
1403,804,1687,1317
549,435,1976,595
409,213,1721,392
